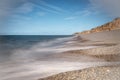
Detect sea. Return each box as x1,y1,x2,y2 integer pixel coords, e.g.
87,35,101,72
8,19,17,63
0,35,73,61
0,35,116,80
0,35,74,80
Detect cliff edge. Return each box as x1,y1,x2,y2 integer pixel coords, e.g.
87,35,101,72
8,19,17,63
75,18,120,35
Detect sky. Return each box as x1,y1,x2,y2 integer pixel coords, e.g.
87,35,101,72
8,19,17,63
0,0,119,35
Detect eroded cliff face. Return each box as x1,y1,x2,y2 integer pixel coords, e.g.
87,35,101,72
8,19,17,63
75,18,120,35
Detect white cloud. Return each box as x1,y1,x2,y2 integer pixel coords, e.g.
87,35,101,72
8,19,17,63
64,10,92,21
37,12,46,16
75,10,92,17
0,0,67,30
12,15,31,21
39,0,66,13
30,0,66,15
89,0,120,17
35,5,61,14
15,3,34,14
64,8,96,21
64,16,77,20
0,0,65,23
0,0,27,29
0,0,26,22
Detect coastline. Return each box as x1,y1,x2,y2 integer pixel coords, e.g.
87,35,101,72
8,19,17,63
38,29,120,80
39,66,120,80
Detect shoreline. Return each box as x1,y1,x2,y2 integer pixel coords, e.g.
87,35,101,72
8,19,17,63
39,65,120,80
38,29,120,80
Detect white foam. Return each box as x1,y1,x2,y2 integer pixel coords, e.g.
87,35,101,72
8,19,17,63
0,36,119,80
0,61,120,80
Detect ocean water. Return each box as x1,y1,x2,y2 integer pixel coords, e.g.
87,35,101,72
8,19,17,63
0,35,76,80
0,35,115,80
0,35,72,62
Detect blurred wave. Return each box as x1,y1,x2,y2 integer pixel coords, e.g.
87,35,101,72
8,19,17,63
0,35,110,80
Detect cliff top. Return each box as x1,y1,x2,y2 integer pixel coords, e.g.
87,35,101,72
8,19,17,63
75,18,120,35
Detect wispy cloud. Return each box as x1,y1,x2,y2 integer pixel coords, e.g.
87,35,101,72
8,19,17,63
11,15,31,21
75,10,92,17
0,0,26,28
38,0,66,13
89,0,120,17
0,0,70,32
37,12,46,16
29,0,66,15
34,4,61,14
64,16,77,20
64,9,94,21
0,0,66,26
15,2,34,14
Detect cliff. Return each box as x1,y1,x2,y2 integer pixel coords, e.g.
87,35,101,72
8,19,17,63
75,18,120,35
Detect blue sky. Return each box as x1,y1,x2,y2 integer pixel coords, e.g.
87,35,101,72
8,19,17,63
0,0,119,35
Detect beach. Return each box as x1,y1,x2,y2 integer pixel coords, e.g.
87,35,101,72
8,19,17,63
0,30,120,80
39,29,120,80
39,66,120,80
0,0,120,80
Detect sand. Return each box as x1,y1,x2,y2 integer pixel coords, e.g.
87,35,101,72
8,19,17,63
79,29,120,43
39,66,120,80
38,29,120,80
62,44,120,61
